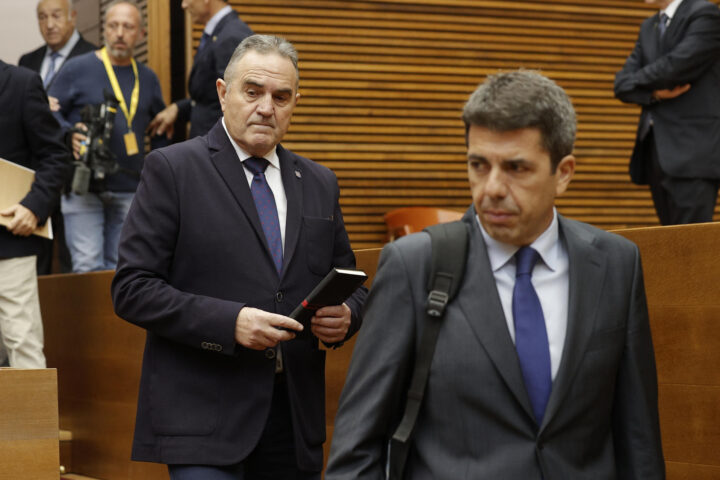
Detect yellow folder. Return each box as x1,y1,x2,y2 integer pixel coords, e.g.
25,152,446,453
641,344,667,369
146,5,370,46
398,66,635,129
0,157,53,239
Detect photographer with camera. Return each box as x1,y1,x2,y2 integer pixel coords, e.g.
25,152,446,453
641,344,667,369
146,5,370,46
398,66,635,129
49,0,168,273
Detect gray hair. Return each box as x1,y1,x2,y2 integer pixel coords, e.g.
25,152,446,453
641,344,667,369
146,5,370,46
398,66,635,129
37,0,75,18
462,70,576,171
104,0,146,31
224,34,299,89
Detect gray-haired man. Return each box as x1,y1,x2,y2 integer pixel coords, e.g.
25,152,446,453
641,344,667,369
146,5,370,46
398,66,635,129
112,34,366,480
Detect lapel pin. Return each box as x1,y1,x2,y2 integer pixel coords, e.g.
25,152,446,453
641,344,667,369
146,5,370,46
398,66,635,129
295,170,302,178
212,36,217,42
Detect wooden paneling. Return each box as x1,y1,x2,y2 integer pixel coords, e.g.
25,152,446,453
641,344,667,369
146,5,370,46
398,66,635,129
204,0,720,248
616,222,720,477
146,1,171,104
40,272,168,480
37,223,720,478
0,369,59,480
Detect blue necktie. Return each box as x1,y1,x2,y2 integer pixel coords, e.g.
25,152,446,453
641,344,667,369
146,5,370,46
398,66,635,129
44,51,61,87
197,32,211,53
244,157,283,274
513,246,552,424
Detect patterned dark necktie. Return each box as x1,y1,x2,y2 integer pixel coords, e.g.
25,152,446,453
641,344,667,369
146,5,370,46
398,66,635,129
244,157,283,274
197,32,211,54
658,12,669,37
513,246,552,424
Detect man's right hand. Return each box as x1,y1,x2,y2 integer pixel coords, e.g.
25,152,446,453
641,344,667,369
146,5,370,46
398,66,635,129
235,307,303,350
147,103,179,138
653,84,691,101
71,122,88,160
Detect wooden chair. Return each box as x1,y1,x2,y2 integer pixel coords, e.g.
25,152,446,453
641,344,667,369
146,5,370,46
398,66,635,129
384,207,464,241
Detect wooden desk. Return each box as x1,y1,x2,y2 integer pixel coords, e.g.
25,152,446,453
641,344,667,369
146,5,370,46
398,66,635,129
0,368,59,480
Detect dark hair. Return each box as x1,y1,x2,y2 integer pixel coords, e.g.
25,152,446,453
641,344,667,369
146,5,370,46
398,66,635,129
462,70,576,171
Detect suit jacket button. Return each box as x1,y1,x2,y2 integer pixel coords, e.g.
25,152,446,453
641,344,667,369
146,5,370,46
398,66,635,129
265,348,276,359
275,291,284,302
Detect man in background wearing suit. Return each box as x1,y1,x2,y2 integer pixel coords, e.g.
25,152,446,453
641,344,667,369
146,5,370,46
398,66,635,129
112,35,366,479
326,71,665,479
18,0,96,274
0,60,70,368
148,0,253,140
614,0,720,225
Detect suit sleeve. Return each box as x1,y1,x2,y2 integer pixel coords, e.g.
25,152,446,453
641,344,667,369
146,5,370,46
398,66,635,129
111,150,243,354
611,246,666,479
326,241,420,479
48,66,77,131
19,72,71,223
148,74,170,150
615,6,720,104
329,174,368,344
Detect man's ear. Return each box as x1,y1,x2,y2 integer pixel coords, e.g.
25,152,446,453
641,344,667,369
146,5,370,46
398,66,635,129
216,78,227,112
554,154,575,196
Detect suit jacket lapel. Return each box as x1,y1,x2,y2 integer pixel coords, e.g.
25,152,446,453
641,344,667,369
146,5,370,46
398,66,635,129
206,122,276,269
455,211,536,421
278,145,302,277
540,216,608,432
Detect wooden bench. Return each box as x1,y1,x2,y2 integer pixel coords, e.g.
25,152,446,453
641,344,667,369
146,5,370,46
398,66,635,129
39,223,720,477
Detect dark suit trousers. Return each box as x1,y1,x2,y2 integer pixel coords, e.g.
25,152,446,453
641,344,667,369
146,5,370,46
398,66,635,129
168,374,320,480
646,129,719,225
36,207,72,275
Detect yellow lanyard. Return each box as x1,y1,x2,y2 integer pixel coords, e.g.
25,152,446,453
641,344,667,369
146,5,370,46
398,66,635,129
100,47,139,132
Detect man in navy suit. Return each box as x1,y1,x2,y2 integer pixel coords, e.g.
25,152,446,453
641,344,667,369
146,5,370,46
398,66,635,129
615,0,720,225
0,60,70,368
19,0,96,274
112,35,366,480
148,0,253,140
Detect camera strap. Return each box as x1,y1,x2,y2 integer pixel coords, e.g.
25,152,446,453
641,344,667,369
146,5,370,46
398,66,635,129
100,47,140,156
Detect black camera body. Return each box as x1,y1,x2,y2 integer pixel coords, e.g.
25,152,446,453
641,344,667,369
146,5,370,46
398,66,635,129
70,89,120,195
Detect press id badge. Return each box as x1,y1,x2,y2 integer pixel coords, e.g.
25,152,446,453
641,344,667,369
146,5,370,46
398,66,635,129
124,132,139,156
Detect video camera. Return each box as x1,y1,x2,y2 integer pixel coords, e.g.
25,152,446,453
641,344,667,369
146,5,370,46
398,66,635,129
70,89,120,195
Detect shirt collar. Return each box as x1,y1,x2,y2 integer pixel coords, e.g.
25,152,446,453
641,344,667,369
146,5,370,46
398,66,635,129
204,5,233,36
662,0,683,20
221,117,280,170
46,29,80,58
477,208,561,273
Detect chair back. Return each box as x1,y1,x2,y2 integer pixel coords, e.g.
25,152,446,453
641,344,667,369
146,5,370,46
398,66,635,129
384,207,464,241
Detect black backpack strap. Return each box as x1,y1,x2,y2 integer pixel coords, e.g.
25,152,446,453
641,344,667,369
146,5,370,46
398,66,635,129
388,220,468,479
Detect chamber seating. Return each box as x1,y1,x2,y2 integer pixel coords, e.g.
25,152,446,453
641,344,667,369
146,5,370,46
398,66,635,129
383,206,464,241
38,223,720,478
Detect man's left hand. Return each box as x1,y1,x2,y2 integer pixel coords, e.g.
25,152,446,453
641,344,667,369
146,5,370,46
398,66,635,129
0,204,38,236
311,303,352,344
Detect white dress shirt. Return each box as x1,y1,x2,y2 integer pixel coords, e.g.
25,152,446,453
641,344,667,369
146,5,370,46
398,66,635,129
40,29,80,83
662,0,684,24
477,209,569,380
222,118,288,251
204,5,233,35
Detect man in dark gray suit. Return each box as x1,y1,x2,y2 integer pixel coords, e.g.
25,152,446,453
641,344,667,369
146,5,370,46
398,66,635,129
614,0,720,225
326,71,665,479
